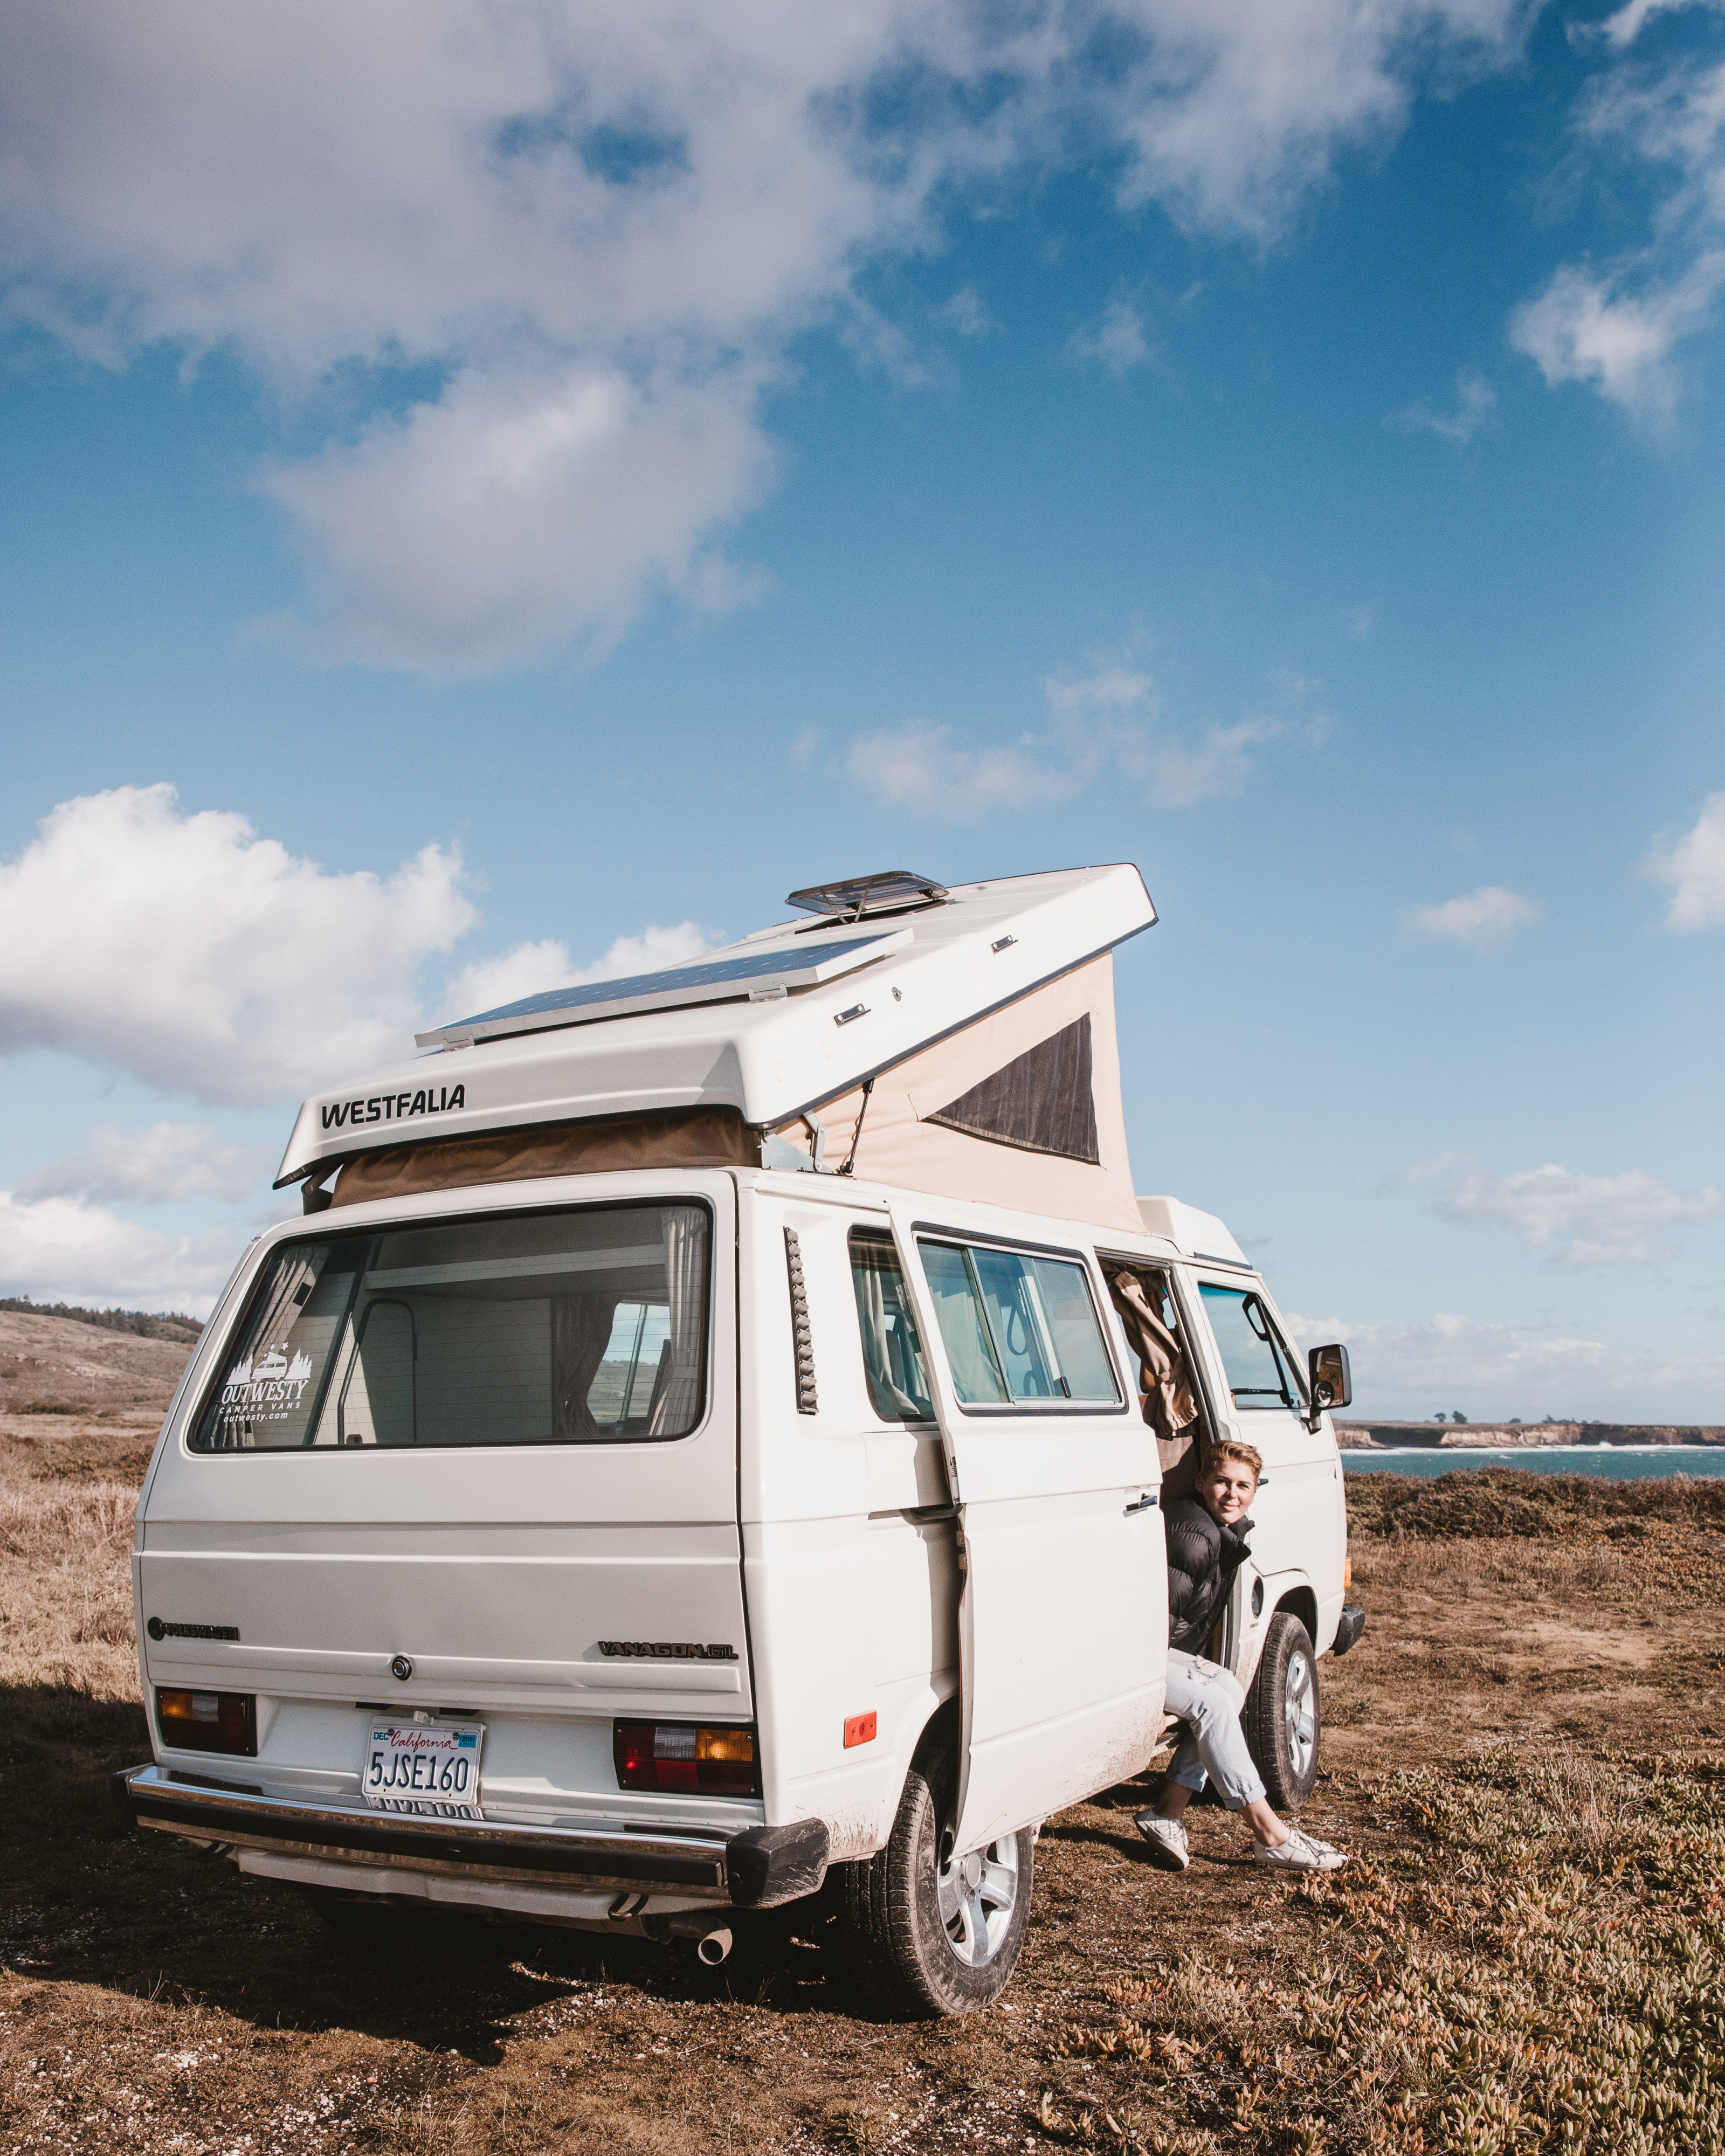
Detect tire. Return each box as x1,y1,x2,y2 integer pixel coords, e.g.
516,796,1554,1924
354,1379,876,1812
1242,1612,1321,1811
835,1739,1034,2019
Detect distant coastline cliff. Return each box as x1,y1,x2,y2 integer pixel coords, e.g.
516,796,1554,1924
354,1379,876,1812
1337,1420,1725,1450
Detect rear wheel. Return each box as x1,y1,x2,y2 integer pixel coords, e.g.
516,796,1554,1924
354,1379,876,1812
836,1740,1033,2018
1242,1612,1320,1811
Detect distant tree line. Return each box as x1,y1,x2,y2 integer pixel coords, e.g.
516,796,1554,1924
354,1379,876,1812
0,1296,203,1345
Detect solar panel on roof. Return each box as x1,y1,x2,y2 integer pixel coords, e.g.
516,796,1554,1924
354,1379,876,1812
414,930,909,1049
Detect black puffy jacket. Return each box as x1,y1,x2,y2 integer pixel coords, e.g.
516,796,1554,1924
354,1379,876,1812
1164,1496,1252,1654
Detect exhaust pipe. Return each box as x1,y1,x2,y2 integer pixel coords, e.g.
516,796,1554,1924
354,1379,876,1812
645,1911,735,1964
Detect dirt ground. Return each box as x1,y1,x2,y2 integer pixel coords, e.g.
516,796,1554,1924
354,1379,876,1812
2,1392,1721,2153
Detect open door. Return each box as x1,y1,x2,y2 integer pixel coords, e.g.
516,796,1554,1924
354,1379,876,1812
887,1202,1167,1857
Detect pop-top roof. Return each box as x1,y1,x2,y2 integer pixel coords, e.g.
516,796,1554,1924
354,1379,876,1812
1135,1197,1248,1266
275,862,1155,1187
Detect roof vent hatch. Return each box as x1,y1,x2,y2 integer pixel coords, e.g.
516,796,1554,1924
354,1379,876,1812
784,870,949,925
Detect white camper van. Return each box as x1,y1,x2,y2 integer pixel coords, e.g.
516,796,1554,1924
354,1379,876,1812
119,865,1362,2017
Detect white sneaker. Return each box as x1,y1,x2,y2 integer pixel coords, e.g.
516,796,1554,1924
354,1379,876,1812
1134,1811,1190,1872
1254,1827,1347,1872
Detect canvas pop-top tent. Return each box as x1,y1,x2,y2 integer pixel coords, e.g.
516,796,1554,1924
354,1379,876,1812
275,863,1157,1232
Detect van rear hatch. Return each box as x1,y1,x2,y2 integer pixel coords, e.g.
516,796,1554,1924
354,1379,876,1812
135,1177,755,1842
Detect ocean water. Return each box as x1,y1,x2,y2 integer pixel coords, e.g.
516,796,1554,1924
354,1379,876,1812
1341,1445,1725,1480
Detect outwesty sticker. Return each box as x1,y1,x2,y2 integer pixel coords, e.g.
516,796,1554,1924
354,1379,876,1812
217,1345,314,1433
320,1083,465,1132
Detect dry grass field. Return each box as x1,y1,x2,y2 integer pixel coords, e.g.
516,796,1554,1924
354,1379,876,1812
1,1329,1720,2154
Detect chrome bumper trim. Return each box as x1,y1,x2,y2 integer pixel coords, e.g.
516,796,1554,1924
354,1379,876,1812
115,1763,733,1898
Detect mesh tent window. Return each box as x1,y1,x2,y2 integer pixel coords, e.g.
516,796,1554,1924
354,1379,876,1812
923,1015,1099,1165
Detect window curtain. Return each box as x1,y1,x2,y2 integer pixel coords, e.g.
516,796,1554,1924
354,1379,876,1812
1109,1267,1202,1492
551,1293,620,1440
853,1247,926,1419
648,1206,707,1435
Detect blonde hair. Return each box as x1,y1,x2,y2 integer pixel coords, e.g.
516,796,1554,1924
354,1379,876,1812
1201,1439,1262,1484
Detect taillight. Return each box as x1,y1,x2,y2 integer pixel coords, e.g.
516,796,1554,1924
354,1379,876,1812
614,1720,760,1796
1344,1553,1353,1593
156,1689,257,1757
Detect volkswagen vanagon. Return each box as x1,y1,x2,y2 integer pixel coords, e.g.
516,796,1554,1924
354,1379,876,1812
119,863,1362,2016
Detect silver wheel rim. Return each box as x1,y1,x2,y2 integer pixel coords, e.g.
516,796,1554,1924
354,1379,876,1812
1284,1647,1316,1780
936,1834,1020,1967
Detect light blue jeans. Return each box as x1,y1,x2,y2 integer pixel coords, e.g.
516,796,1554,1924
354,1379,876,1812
1163,1649,1266,1811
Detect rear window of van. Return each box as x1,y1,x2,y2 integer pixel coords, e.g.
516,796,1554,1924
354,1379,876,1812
190,1203,709,1451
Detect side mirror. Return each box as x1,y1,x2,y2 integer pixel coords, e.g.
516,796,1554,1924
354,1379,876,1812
1307,1342,1352,1430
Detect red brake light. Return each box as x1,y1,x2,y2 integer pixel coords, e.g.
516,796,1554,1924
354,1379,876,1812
156,1689,257,1757
614,1721,760,1796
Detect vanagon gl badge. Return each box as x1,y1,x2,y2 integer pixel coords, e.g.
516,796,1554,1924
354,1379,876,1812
598,1641,738,1661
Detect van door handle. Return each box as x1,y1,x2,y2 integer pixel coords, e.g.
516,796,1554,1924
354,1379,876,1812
1123,1492,1157,1515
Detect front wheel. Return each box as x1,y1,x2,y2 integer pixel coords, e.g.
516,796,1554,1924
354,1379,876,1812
836,1742,1033,2018
1242,1612,1321,1810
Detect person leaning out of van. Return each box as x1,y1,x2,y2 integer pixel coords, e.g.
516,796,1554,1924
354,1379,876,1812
1136,1439,1347,1875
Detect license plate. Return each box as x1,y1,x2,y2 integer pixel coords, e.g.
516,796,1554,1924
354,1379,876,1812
362,1720,485,1818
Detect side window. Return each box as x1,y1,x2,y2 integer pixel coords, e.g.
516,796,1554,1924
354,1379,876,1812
918,1240,1121,1409
848,1232,934,1421
920,1243,1009,1404
1199,1284,1306,1413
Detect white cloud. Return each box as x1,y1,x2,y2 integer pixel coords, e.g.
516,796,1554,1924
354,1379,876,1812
1388,367,1496,444
1644,790,1725,928
1588,0,1713,52
0,0,1530,672
935,286,998,337
1405,884,1538,948
1512,256,1725,423
0,1192,240,1317
1409,1152,1725,1266
846,663,1310,820
1514,11,1725,423
260,364,777,671
1285,1304,1725,1420
846,722,1089,820
15,1123,270,1206
1066,296,1153,376
1101,0,1526,238
437,921,709,1023
0,784,474,1104
1134,717,1288,807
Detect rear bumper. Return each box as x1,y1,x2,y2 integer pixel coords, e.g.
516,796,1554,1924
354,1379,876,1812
1332,1605,1367,1657
113,1763,828,1909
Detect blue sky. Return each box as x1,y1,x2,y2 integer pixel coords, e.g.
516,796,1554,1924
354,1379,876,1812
1,0,1722,1418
